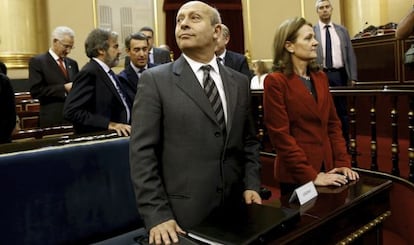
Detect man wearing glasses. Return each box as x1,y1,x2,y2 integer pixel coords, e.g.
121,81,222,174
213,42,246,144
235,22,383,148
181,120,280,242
29,26,79,128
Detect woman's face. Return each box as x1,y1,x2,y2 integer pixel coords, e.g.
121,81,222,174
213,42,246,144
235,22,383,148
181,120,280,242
286,24,319,61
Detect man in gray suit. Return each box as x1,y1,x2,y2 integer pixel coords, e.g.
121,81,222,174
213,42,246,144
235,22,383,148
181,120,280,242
129,1,262,244
314,0,357,149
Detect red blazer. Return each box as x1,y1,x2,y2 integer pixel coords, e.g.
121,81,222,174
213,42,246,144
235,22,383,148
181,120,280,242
263,71,350,185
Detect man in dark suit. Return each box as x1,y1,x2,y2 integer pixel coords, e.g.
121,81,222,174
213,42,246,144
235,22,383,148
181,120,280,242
64,28,131,137
140,26,171,65
215,24,253,79
313,0,358,149
124,26,171,67
118,32,156,107
129,1,262,244
29,26,79,128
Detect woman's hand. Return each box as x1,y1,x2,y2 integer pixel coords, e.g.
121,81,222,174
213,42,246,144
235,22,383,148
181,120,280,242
314,167,359,187
327,167,360,181
314,172,349,186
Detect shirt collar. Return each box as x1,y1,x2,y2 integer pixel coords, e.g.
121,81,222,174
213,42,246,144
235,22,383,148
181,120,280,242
92,57,111,73
49,49,61,61
319,20,333,29
182,54,220,74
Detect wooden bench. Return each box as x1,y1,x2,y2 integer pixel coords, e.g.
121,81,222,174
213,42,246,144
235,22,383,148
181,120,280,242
14,92,40,130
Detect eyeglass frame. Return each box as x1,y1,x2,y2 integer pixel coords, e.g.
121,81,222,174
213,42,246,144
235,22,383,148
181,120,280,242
57,39,75,50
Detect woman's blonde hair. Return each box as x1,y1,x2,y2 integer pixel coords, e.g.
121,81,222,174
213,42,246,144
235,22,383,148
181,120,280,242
253,60,269,76
271,17,320,75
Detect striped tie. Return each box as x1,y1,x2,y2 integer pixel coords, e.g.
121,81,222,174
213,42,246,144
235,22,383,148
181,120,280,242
201,65,226,131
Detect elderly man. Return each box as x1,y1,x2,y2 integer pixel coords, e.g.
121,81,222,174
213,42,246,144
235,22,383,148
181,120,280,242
129,1,262,244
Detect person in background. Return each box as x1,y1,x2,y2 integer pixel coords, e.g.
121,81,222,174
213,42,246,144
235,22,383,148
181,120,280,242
29,26,79,128
64,28,131,136
119,32,156,107
215,24,253,79
158,43,170,51
250,60,269,90
396,6,414,39
0,61,7,75
129,1,262,244
313,0,357,150
263,17,359,195
124,27,171,67
0,71,16,143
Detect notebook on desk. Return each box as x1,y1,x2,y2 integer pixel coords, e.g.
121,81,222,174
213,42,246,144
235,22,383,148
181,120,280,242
186,204,300,245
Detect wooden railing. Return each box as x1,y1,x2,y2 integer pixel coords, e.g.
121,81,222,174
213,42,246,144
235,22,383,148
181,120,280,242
251,85,414,182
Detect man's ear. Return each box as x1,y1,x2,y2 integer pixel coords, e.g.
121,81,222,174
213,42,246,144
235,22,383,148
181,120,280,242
224,36,230,46
213,24,222,40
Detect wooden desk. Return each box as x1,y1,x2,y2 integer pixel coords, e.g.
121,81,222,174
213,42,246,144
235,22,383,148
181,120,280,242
352,34,414,84
268,174,392,245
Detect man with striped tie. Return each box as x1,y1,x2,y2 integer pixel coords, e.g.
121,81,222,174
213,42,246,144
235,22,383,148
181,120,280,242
129,1,262,244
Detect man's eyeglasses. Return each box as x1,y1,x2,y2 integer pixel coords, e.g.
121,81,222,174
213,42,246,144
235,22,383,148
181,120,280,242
58,40,75,50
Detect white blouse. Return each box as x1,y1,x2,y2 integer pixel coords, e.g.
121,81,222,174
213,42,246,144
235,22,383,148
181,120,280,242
250,74,267,90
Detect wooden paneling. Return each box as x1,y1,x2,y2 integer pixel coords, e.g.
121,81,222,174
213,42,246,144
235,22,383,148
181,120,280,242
352,34,414,84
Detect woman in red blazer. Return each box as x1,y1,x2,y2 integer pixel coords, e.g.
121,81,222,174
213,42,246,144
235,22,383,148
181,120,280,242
263,17,359,195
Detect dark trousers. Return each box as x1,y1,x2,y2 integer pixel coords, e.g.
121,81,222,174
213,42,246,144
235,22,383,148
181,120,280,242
324,68,350,148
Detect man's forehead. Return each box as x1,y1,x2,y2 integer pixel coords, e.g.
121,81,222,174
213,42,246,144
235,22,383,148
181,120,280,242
131,39,148,47
318,1,331,8
178,2,209,15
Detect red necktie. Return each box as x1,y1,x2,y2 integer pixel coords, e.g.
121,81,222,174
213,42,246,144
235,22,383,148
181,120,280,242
58,58,68,78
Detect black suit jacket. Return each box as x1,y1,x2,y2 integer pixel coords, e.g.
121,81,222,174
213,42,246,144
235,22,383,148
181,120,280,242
0,74,16,143
118,63,156,106
130,56,261,230
29,52,79,127
223,50,253,80
124,47,170,67
63,59,129,134
152,47,171,64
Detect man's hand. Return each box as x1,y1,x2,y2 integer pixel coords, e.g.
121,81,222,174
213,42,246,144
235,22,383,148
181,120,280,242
64,82,73,93
149,219,185,245
243,190,262,204
108,122,131,136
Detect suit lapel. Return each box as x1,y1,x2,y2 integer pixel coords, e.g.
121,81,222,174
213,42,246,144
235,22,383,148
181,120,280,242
219,65,237,134
91,60,124,105
292,75,320,118
65,59,76,81
173,56,218,124
46,53,67,80
312,73,328,114
314,25,323,66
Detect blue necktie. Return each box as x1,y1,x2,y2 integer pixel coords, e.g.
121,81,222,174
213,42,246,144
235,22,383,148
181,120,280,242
325,25,333,69
108,70,131,121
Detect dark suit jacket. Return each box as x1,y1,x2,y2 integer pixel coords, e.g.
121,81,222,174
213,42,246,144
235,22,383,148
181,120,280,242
263,71,350,185
223,50,253,80
63,59,129,134
314,23,358,84
0,74,16,143
29,52,79,127
124,47,170,67
130,56,261,230
118,63,156,106
152,47,171,64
